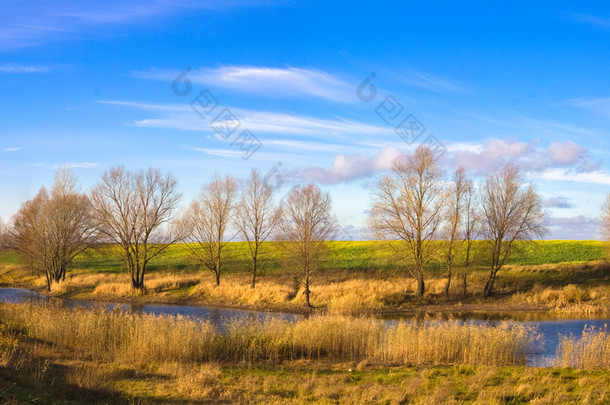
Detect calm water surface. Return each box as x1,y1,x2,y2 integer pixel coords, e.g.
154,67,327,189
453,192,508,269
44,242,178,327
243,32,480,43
1,287,607,366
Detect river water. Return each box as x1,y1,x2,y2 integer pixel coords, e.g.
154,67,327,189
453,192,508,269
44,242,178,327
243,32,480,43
0,287,607,367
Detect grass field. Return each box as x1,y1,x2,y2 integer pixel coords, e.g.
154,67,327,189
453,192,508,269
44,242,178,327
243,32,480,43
1,242,609,404
0,240,609,315
0,301,609,404
16,239,605,275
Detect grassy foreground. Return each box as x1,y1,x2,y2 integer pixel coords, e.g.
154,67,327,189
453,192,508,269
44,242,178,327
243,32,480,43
0,240,609,315
0,301,609,404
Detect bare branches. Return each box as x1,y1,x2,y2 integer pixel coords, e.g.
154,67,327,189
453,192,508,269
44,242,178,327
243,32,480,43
7,169,96,290
443,167,469,297
481,164,547,297
236,169,278,288
369,145,448,297
90,166,181,289
277,184,336,307
602,194,610,243
180,173,237,286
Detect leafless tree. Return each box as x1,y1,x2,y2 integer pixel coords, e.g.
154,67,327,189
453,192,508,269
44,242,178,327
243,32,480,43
277,184,336,308
181,173,237,286
7,169,96,290
0,217,6,251
369,146,448,298
236,169,278,288
481,164,546,297
90,166,181,290
460,176,480,297
443,167,469,297
601,194,610,259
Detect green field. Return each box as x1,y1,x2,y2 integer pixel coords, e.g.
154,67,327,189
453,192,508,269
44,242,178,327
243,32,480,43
1,239,608,316
22,239,606,276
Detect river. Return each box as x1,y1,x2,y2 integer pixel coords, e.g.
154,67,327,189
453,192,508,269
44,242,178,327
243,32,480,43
0,287,607,367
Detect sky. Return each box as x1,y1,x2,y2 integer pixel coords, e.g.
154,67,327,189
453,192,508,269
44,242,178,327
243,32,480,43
1,0,610,240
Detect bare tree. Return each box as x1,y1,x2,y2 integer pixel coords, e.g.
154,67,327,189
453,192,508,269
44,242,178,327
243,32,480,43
460,176,480,297
90,166,181,290
277,184,335,308
0,217,6,251
181,173,237,286
369,146,448,298
481,164,546,297
443,167,469,298
236,169,278,288
601,194,610,260
8,169,96,290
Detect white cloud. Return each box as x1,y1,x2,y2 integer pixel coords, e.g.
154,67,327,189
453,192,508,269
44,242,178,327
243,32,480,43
570,13,610,30
0,64,52,73
540,169,610,185
301,147,402,184
446,138,598,175
544,215,601,240
543,196,574,209
0,1,269,51
565,97,610,117
299,138,602,186
54,162,100,169
134,65,355,102
99,99,392,138
1,147,22,152
396,67,467,93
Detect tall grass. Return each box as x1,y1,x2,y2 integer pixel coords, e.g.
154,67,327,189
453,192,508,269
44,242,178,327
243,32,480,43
0,302,538,367
554,325,610,369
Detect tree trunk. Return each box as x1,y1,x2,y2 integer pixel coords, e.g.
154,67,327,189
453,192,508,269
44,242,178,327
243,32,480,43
483,268,497,298
304,283,311,307
461,273,467,298
215,271,220,286
251,256,257,289
415,274,425,298
303,267,312,307
444,266,452,298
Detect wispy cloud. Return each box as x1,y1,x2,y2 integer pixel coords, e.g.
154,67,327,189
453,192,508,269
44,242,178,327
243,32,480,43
1,147,22,152
570,13,610,29
393,67,467,93
540,168,610,185
54,162,100,169
134,66,355,102
0,64,52,73
99,99,392,137
565,97,610,117
0,1,270,51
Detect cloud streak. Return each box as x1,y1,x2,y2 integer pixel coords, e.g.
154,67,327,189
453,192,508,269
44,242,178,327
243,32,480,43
0,1,270,51
99,99,393,138
0,64,52,73
134,65,355,102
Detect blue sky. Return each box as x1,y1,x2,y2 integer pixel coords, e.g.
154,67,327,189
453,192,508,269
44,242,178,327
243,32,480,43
1,0,610,239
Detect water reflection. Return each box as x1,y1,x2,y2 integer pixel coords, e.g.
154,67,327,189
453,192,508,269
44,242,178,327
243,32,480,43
0,287,607,366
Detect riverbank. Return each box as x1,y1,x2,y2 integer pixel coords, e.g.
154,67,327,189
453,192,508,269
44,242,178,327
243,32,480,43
0,259,608,317
0,300,609,404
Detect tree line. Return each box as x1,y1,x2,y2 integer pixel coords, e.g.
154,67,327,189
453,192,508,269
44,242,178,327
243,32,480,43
0,145,556,303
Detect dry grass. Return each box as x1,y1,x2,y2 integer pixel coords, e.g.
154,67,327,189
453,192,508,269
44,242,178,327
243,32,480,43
0,301,539,367
555,325,610,369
